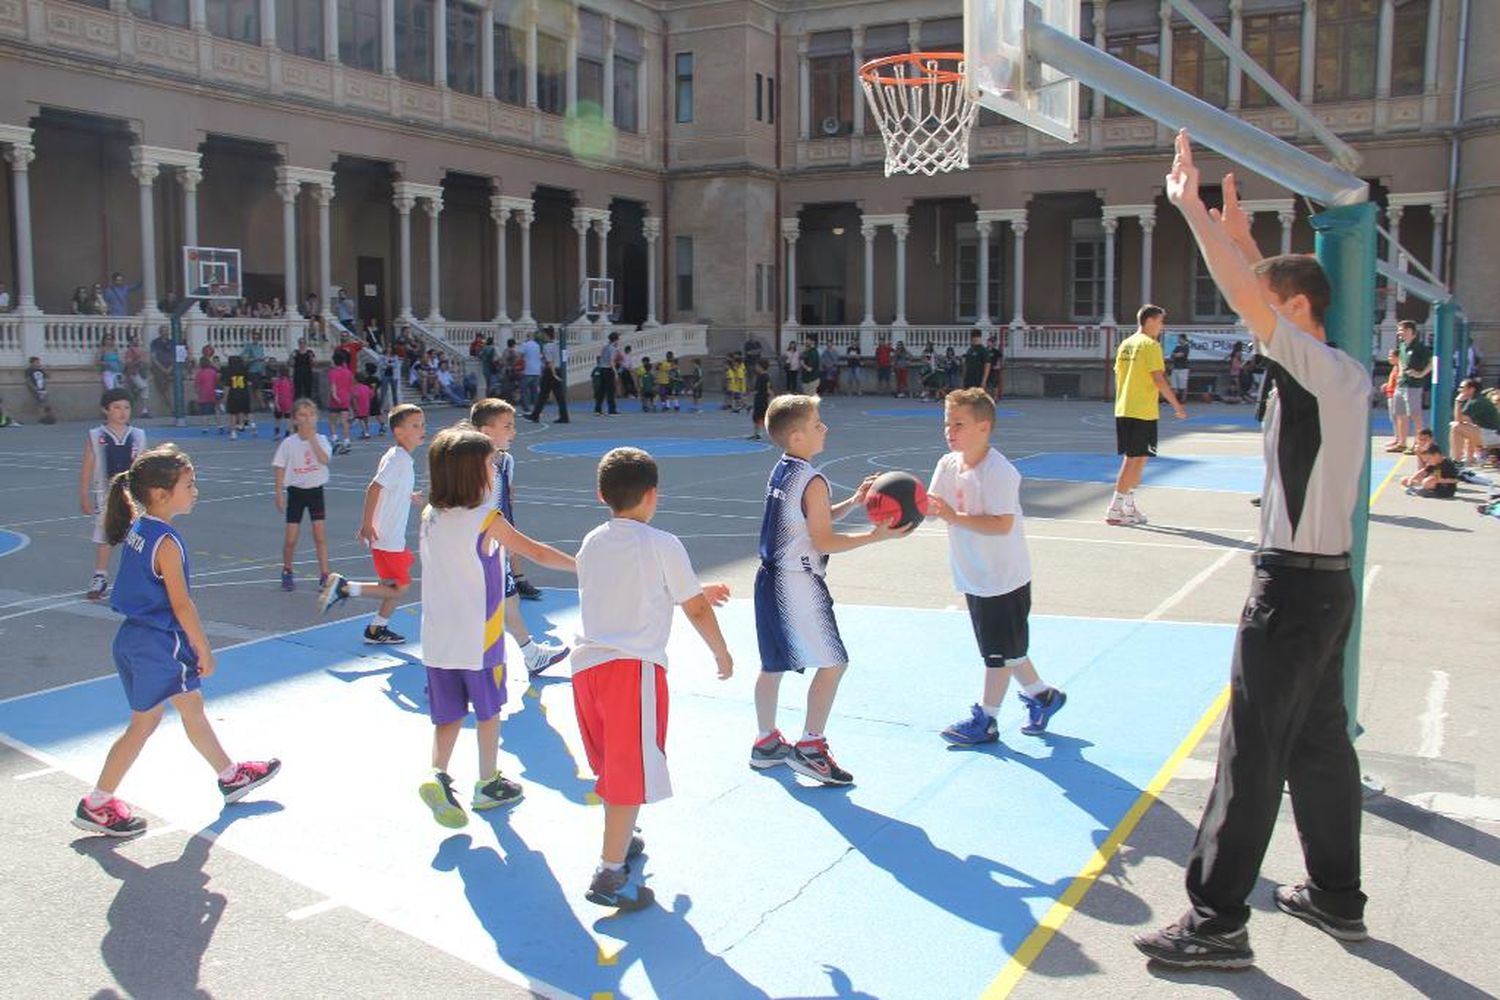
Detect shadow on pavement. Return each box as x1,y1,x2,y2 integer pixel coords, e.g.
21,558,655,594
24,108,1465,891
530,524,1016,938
1342,938,1494,999
1363,793,1500,866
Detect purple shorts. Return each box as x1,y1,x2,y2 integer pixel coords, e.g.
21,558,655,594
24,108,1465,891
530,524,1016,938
425,666,505,725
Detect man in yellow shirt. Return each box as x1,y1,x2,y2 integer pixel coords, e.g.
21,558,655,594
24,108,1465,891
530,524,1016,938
1108,304,1186,525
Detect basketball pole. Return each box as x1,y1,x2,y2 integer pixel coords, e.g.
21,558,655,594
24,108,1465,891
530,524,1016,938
1431,299,1458,437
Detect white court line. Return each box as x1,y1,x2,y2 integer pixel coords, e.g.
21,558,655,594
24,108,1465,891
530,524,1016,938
0,598,86,624
286,898,345,922
1143,546,1244,622
13,765,59,780
1417,670,1449,759
136,823,184,842
0,491,274,529
1363,563,1382,598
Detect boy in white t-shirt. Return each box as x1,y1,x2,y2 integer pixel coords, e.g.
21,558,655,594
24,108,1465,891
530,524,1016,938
927,388,1066,745
317,404,427,643
272,398,333,591
571,447,733,912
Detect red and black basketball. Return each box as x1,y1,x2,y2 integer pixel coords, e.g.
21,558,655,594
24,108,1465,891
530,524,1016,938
864,471,929,530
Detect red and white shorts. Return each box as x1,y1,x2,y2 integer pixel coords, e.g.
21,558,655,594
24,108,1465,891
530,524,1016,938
572,659,671,806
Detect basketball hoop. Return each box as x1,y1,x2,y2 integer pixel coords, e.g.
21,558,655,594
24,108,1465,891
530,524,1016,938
859,52,979,177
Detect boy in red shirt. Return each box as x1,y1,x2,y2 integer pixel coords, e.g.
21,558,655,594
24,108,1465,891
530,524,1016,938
327,353,354,455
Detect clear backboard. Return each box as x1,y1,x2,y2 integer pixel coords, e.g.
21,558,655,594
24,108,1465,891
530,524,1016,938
183,246,243,301
584,277,617,319
964,0,1079,143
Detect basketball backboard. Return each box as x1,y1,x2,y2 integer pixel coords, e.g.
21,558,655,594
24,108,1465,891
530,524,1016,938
584,277,617,319
964,0,1079,143
183,246,243,301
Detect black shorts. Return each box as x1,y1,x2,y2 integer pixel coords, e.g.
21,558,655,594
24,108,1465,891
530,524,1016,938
285,485,326,524
965,585,1031,665
1116,417,1159,458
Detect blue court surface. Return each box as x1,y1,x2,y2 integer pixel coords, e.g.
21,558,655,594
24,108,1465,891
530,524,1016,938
0,529,28,557
530,437,771,458
1017,452,1401,495
0,595,1233,999
1185,411,1396,435
863,407,1022,419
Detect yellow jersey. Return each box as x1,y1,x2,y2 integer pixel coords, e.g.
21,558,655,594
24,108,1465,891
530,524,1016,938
1113,332,1165,420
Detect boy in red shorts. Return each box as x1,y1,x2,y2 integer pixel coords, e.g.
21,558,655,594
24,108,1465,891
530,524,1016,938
317,404,426,643
571,446,733,911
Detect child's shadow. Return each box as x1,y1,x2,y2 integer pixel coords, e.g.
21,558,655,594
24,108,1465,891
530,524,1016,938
72,802,284,1000
325,653,429,718
499,686,597,802
597,893,771,999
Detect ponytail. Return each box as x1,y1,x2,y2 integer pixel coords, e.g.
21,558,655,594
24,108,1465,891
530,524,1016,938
102,444,193,546
103,471,135,546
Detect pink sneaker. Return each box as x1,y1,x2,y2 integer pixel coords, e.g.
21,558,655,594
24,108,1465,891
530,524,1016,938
72,796,147,837
218,759,282,803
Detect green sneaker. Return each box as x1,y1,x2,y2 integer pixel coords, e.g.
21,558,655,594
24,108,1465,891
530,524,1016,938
472,772,524,811
418,771,468,828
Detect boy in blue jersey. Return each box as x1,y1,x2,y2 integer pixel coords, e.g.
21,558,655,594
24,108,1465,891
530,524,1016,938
749,394,907,785
79,388,146,600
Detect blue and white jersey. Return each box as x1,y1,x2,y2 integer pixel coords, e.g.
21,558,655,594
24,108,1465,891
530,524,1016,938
757,455,828,576
493,450,516,523
88,424,147,495
110,516,188,633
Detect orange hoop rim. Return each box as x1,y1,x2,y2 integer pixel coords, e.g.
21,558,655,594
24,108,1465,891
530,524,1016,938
858,51,967,87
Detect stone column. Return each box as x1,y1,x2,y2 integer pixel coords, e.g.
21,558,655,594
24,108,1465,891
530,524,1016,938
643,216,660,327
782,218,799,328
1384,203,1402,327
1095,2,1111,120
565,12,578,116
1011,216,1027,328
517,205,534,324
797,37,810,140
180,166,201,249
602,18,615,125
1101,214,1118,327
851,27,866,135
1278,207,1296,255
313,182,334,324
490,196,510,323
425,193,444,322
260,0,276,46
525,2,538,107
381,0,396,74
133,155,162,317
1430,202,1446,282
433,0,448,87
480,3,495,96
860,219,876,330
1139,212,1156,304
395,188,415,320
1227,0,1243,110
1299,0,1316,106
1375,0,1394,100
892,218,909,329
323,0,338,62
976,219,993,327
4,138,37,315
573,214,590,311
190,0,207,31
275,171,299,319
593,215,611,325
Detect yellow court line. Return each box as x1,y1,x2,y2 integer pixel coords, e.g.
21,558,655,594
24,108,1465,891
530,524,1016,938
978,685,1232,1000
1367,452,1404,508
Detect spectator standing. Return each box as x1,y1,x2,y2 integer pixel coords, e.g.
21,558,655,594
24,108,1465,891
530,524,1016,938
986,333,1005,400
243,331,267,408
593,332,622,415
525,328,570,424
962,329,989,389
292,337,317,404
149,326,175,409
1392,320,1431,453
743,333,765,374
800,339,821,391
124,333,152,418
103,272,139,316
782,342,801,393
334,289,355,334
894,341,911,398
845,345,864,395
520,332,543,412
1169,334,1192,399
875,337,893,394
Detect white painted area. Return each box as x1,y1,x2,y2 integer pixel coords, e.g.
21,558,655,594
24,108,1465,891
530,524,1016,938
286,898,345,922
1172,757,1219,782
12,765,58,780
1417,670,1449,759
1144,547,1243,622
1403,792,1500,825
1363,562,1382,598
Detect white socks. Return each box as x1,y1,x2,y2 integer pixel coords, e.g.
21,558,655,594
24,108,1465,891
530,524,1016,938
217,762,239,781
981,704,1000,720
1020,680,1048,697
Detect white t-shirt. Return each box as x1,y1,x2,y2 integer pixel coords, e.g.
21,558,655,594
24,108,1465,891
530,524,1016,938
928,447,1031,597
571,518,702,674
371,446,416,552
419,505,505,671
272,434,332,489
521,339,542,376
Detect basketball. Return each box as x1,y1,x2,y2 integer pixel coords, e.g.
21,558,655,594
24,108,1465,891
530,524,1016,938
864,471,929,530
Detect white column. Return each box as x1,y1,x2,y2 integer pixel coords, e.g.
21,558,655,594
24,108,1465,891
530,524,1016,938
1383,203,1402,327
1227,0,1243,110
133,156,162,317
1430,202,1446,282
797,37,810,140
1375,0,1394,99
4,140,37,315
275,172,299,320
643,216,661,327
602,18,615,125
313,182,334,324
395,188,415,320
573,215,590,310
565,15,577,116
490,197,510,323
860,220,876,329
480,3,495,96
782,218,799,328
892,218,908,328
381,0,396,74
1139,213,1156,304
517,205,534,324
1424,0,1442,100
593,216,611,325
1100,215,1118,326
425,194,444,321
1095,2,1111,120
1010,216,1027,328
1299,0,1317,106
851,27,866,135
190,0,206,31
323,0,338,62
525,3,538,106
976,219,993,327
434,0,448,87
260,0,276,46
1278,207,1296,255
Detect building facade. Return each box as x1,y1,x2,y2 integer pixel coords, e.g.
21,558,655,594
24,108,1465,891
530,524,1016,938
0,0,1494,407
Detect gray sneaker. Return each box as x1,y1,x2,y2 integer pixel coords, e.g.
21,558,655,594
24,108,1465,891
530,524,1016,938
749,729,794,769
586,865,654,911
1274,884,1368,941
1133,919,1254,969
472,772,524,811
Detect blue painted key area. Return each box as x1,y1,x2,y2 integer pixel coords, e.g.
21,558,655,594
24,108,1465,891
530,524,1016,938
0,595,1233,999
0,529,29,557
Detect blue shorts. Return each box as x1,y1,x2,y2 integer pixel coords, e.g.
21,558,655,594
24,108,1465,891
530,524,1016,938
754,565,848,673
113,623,201,712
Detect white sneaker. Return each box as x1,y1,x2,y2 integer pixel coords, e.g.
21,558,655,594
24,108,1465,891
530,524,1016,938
524,639,570,677
1105,503,1127,526
1120,507,1148,526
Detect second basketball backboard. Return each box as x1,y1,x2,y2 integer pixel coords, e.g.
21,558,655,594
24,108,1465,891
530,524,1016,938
964,0,1079,143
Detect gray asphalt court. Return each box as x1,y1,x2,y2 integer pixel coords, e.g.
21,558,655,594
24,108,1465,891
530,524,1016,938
0,394,1494,999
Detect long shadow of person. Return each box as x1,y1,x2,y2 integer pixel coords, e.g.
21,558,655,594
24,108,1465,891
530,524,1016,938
498,686,597,803
325,652,429,717
1363,793,1500,866
72,801,284,1000
597,893,772,999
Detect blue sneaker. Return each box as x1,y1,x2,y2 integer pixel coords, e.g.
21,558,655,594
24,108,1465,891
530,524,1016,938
280,568,295,592
941,704,999,745
1019,689,1066,736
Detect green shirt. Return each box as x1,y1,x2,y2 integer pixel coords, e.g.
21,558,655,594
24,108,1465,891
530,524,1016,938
800,347,821,385
1399,339,1432,387
962,344,989,385
1462,393,1500,432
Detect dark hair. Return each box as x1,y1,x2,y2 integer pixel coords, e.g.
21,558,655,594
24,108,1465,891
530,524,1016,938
597,447,658,512
388,403,422,429
1397,319,1418,335
469,397,516,428
100,388,131,409
1137,304,1165,325
1252,254,1332,326
427,427,494,510
1460,378,1481,391
103,444,192,545
1421,443,1443,457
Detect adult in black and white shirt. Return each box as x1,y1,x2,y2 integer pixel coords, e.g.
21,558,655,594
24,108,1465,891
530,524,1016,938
593,331,622,415
1135,131,1371,971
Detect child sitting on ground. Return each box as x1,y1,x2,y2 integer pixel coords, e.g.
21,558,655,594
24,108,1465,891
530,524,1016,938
1404,444,1459,498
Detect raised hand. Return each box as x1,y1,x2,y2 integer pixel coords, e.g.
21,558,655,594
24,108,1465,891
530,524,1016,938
1165,129,1202,210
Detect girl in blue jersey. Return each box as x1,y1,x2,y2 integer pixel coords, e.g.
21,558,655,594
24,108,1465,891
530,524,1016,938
73,444,280,837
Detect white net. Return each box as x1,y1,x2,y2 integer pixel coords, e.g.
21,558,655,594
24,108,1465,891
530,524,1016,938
860,54,979,177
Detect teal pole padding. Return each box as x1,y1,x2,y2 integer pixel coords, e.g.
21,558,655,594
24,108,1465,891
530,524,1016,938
1311,202,1377,741
1431,301,1457,443
1456,312,1472,382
